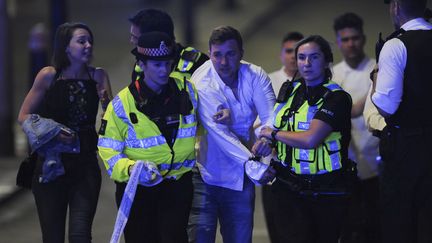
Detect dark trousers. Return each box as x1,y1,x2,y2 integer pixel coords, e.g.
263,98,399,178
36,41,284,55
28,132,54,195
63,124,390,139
380,128,432,243
262,185,280,243
340,176,380,243
271,175,349,243
32,154,101,243
115,171,193,243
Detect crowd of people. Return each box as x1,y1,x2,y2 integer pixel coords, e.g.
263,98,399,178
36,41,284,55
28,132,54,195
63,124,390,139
17,0,432,242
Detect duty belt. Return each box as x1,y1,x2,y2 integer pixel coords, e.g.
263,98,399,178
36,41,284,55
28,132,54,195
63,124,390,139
271,159,351,197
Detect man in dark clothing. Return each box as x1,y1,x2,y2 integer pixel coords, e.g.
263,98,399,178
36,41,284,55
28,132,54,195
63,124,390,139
371,0,432,242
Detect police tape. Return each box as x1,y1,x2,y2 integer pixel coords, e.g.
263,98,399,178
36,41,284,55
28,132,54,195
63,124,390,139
110,161,144,243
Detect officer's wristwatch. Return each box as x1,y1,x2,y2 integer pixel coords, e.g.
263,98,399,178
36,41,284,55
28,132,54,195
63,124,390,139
271,130,279,142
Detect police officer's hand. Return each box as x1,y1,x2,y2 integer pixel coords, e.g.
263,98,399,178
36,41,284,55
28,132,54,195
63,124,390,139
213,108,231,124
251,138,272,157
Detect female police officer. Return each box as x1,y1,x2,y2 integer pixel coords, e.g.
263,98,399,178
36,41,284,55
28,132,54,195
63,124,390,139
260,35,352,243
98,32,198,243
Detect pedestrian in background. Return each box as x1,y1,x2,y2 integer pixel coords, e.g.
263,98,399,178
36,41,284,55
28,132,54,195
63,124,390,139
332,12,381,243
17,22,113,243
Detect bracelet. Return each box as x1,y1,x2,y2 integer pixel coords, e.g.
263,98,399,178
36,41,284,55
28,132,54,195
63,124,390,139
249,156,261,161
271,130,279,141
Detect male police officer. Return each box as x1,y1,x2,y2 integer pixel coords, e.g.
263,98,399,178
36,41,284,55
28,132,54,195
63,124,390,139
371,0,432,242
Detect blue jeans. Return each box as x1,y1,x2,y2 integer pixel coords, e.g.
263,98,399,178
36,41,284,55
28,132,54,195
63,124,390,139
188,171,255,243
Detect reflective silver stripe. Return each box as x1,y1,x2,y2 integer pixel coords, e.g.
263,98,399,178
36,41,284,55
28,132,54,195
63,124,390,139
307,105,316,122
300,162,310,174
328,140,339,151
183,114,196,124
98,137,125,152
181,60,190,71
177,127,196,139
125,135,167,149
107,154,127,176
326,83,340,91
328,140,341,170
330,152,342,170
112,95,137,140
273,103,286,125
158,159,196,171
299,149,310,161
187,82,197,109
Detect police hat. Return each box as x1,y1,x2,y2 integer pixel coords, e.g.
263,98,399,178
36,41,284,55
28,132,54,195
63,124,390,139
131,31,175,61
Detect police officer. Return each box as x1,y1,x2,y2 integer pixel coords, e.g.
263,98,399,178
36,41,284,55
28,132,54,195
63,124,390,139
371,0,432,242
128,8,208,84
260,35,353,243
98,32,198,243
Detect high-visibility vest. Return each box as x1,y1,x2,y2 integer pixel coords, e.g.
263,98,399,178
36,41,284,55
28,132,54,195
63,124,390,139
98,77,198,182
273,80,343,175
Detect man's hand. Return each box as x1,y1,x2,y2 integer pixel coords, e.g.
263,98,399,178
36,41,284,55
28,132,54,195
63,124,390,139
259,126,273,140
213,108,231,124
251,138,272,157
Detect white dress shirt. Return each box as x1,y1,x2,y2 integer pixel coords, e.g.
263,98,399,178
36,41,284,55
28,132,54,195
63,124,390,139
191,60,275,191
372,18,432,114
333,57,381,179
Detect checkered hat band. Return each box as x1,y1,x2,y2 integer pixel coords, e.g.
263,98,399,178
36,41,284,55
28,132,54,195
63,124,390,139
137,46,171,57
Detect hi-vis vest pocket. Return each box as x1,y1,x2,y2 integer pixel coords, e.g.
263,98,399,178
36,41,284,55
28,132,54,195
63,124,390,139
322,140,342,171
293,147,316,163
183,114,196,124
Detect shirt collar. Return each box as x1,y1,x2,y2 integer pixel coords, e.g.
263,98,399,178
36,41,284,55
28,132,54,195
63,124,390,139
401,17,432,31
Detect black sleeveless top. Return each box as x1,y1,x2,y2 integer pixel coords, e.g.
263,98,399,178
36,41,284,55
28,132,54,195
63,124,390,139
40,70,100,153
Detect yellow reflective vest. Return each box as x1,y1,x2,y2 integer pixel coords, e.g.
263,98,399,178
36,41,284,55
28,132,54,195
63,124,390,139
98,77,198,182
273,80,344,175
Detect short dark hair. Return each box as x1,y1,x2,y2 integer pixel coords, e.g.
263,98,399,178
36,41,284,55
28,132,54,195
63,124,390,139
52,22,94,70
295,35,334,80
393,0,427,17
209,25,243,51
128,8,175,39
281,32,304,45
333,12,364,33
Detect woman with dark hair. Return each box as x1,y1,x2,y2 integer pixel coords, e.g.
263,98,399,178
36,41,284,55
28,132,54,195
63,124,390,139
260,35,353,242
18,22,112,243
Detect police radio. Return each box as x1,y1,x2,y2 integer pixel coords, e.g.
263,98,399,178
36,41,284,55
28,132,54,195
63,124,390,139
276,71,297,103
179,77,193,116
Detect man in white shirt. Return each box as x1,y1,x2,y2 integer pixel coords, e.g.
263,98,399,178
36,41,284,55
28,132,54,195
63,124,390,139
332,12,381,243
268,32,304,96
371,0,432,242
187,25,275,243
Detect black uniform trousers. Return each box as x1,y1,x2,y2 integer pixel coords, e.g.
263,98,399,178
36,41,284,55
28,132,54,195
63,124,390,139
380,127,432,243
271,173,350,243
115,171,193,243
